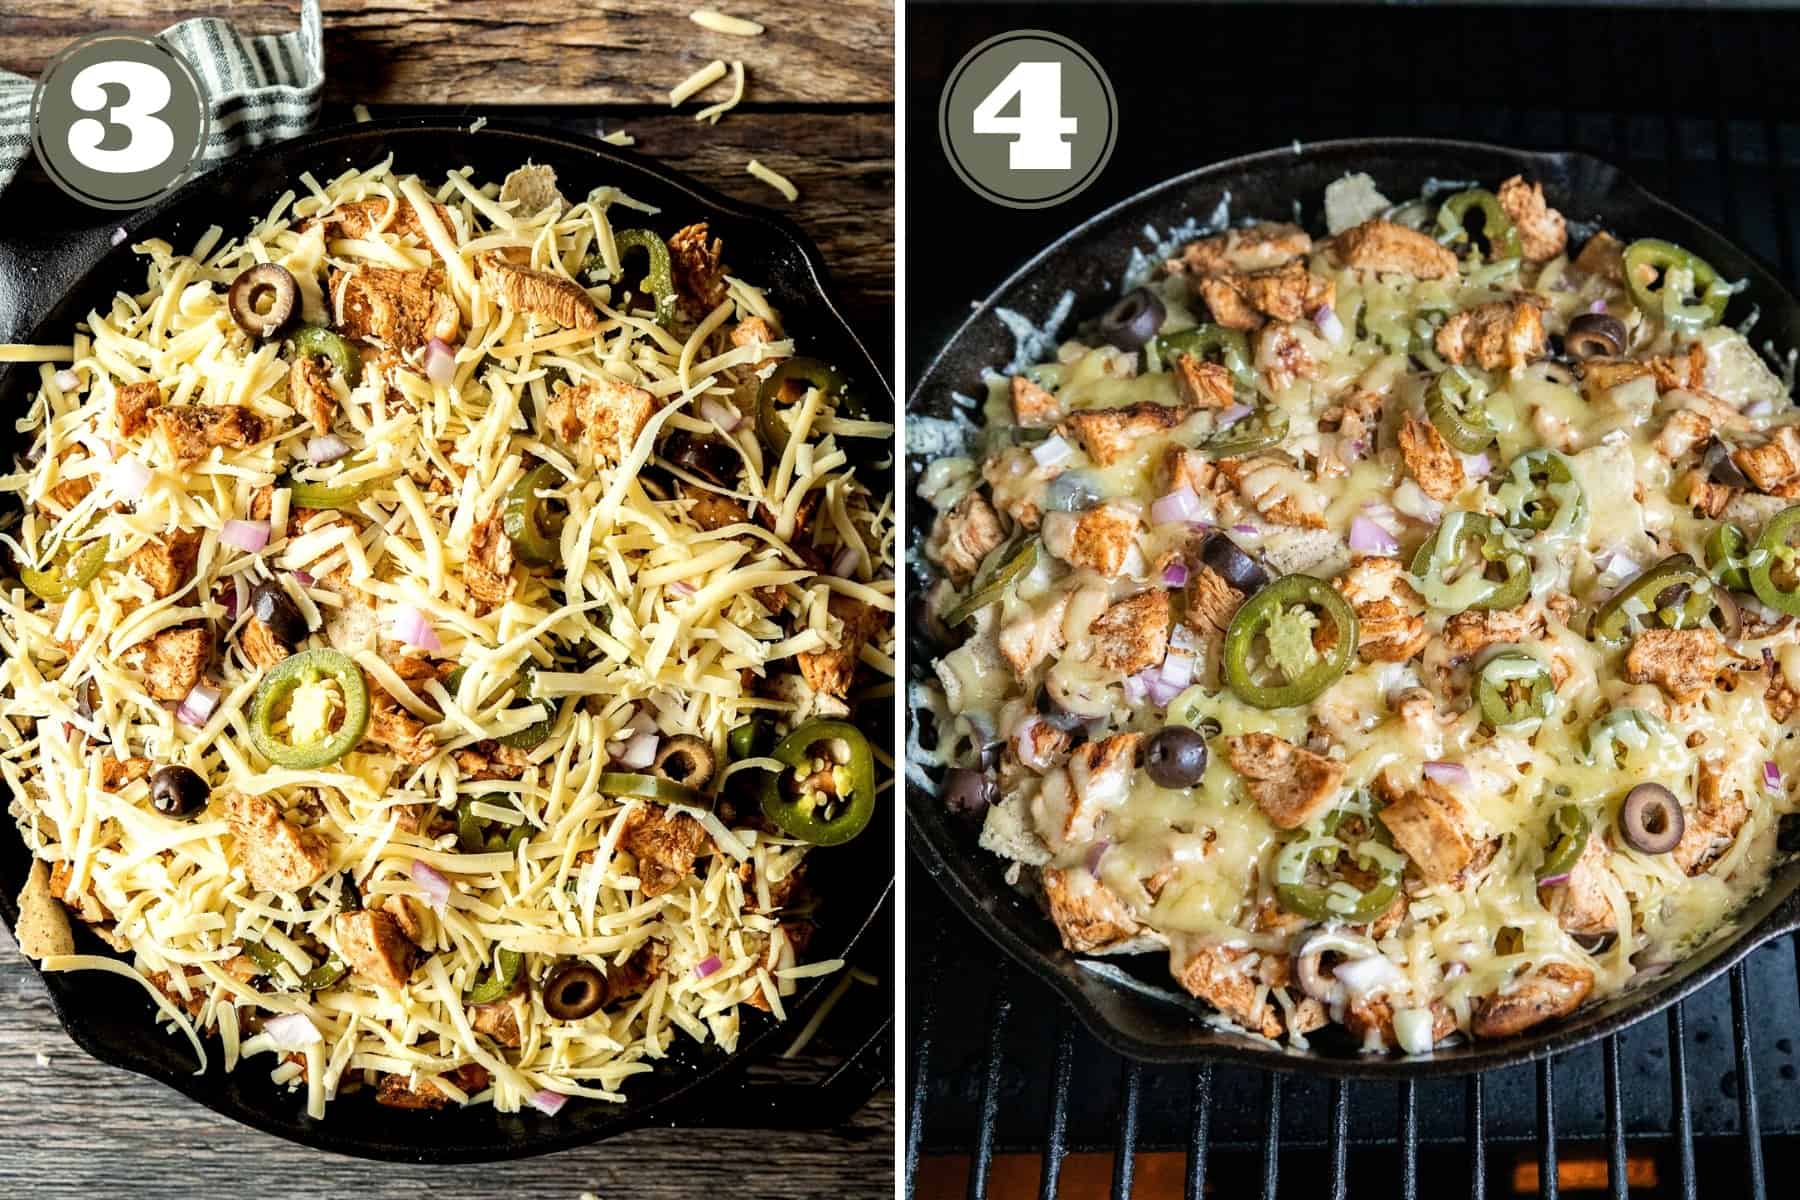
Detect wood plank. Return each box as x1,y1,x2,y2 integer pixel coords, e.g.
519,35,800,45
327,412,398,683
0,0,894,105
0,933,893,1199
576,108,896,336
0,109,893,363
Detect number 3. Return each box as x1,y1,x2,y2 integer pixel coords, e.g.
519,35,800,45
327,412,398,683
970,61,1078,171
65,60,176,175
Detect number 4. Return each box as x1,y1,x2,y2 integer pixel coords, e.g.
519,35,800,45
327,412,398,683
971,61,1078,171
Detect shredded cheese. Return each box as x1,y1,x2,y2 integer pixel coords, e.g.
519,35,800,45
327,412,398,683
695,62,747,125
746,159,799,203
669,60,729,107
0,345,76,362
690,9,765,36
3,156,893,1119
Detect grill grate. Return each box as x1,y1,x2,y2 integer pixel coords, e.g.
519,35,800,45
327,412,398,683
907,886,1800,1198
906,8,1800,1196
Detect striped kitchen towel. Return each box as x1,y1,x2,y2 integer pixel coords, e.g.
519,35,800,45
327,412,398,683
0,0,323,194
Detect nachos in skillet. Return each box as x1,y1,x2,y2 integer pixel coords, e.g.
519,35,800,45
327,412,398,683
917,171,1800,1052
1,158,893,1115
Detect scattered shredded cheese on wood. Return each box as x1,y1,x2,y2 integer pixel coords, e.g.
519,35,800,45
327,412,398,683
690,9,765,35
695,61,747,125
745,160,799,203
669,59,730,107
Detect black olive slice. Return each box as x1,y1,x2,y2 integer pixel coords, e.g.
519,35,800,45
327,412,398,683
1199,532,1270,596
1098,288,1166,352
228,263,299,339
1618,783,1685,854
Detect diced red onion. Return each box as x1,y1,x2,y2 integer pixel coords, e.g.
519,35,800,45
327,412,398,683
1747,397,1776,419
221,519,271,554
106,456,152,502
832,544,863,578
1765,760,1783,795
410,859,452,913
292,570,315,586
1465,451,1492,480
693,954,723,979
1422,760,1469,787
176,683,220,727
669,579,697,597
1361,500,1400,528
1150,486,1205,527
1170,624,1202,654
1121,673,1148,706
1313,304,1345,342
388,604,443,652
423,337,456,386
1348,515,1399,556
1158,650,1196,692
1232,523,1257,535
528,1088,569,1116
217,581,240,620
1138,667,1184,708
261,1011,322,1048
1216,404,1252,428
1031,435,1073,468
699,396,743,432
54,369,80,392
306,434,351,465
1085,840,1110,874
1537,872,1571,889
1590,299,1609,314
1162,560,1190,589
616,729,659,769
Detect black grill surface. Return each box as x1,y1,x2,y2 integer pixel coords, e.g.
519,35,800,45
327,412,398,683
906,4,1800,1196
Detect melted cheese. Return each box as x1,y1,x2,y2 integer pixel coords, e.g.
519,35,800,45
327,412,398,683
918,182,1800,1050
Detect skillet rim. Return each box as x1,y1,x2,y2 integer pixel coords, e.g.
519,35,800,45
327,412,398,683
0,114,895,1159
904,134,1800,1077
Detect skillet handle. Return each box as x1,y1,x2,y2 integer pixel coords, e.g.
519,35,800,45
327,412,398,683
697,1013,892,1130
1756,872,1800,942
672,983,892,1130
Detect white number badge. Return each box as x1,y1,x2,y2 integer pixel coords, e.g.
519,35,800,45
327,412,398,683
940,31,1117,210
970,61,1079,171
66,60,177,175
31,33,209,210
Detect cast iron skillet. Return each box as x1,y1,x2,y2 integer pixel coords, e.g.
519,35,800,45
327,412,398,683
0,116,893,1160
906,137,1800,1079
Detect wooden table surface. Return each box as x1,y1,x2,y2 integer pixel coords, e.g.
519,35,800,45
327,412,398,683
0,4,895,1196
